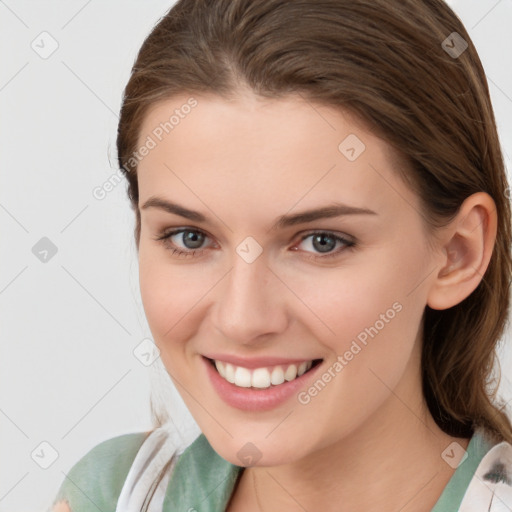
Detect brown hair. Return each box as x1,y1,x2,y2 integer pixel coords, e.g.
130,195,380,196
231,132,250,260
117,0,512,442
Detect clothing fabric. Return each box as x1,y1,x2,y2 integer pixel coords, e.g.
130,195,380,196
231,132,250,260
49,424,512,511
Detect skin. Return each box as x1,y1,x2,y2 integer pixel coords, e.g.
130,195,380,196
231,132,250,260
51,502,70,512
134,89,497,511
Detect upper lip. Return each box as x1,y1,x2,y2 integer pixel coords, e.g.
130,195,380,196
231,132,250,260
203,353,321,369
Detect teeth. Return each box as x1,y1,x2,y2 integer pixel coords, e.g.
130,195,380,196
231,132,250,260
270,366,285,385
215,360,226,378
213,359,315,389
252,368,271,388
225,363,235,384
234,366,252,387
284,364,297,381
297,361,308,376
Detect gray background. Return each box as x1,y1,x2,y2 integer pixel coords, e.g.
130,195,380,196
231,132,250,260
1,1,511,510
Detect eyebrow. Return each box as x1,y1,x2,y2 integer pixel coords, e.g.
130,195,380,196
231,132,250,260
140,196,377,230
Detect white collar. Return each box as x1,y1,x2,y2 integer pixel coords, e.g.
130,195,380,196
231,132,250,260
115,425,197,512
459,437,512,510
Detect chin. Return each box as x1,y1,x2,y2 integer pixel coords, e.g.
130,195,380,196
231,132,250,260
203,428,311,468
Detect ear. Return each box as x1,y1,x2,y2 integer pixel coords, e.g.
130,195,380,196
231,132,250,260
426,192,497,310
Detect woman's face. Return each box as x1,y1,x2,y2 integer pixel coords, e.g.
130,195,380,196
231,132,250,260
136,91,441,466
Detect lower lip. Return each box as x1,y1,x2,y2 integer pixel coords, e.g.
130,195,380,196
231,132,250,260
203,356,322,412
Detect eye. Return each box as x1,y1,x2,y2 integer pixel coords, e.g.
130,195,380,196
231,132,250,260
154,228,355,261
154,228,213,258
293,231,355,260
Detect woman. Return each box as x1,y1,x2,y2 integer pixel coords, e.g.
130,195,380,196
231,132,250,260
50,0,512,510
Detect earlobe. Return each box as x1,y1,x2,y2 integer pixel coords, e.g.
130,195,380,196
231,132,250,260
426,192,497,311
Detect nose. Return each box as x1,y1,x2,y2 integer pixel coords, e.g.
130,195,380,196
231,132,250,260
211,251,288,345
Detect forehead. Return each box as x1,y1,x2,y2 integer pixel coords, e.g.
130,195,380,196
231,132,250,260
136,92,419,227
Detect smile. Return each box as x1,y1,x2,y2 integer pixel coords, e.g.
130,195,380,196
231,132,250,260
203,355,324,411
209,358,320,389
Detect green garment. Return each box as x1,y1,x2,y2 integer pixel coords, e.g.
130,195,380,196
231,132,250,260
49,432,151,511
50,429,493,511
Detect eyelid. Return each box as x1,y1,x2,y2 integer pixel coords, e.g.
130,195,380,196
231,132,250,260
153,227,217,257
155,227,353,245
297,229,355,244
155,226,217,246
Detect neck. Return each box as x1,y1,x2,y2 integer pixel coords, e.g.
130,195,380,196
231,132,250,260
228,346,470,512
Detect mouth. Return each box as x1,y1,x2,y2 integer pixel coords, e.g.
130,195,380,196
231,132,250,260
206,357,323,390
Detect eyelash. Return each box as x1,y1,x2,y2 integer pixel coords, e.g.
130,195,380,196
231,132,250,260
153,228,356,261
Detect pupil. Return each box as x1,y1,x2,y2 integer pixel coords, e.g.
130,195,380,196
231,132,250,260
184,231,204,249
313,234,335,253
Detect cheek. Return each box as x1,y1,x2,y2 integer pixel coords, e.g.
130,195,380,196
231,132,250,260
289,263,426,446
289,262,412,347
138,248,210,349
289,245,428,381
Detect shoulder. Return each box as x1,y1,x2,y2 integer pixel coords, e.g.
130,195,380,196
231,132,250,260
49,431,151,512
